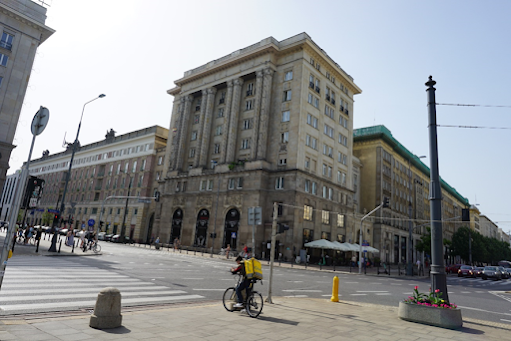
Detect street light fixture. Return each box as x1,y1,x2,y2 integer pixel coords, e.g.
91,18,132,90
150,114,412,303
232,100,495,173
406,155,426,276
50,94,105,252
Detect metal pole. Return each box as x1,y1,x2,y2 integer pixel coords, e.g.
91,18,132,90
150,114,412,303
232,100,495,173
468,229,472,265
252,220,255,259
120,176,132,242
0,117,39,288
426,76,449,303
266,202,278,303
359,204,382,274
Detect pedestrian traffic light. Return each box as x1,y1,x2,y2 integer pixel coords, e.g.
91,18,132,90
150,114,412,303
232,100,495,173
383,197,390,208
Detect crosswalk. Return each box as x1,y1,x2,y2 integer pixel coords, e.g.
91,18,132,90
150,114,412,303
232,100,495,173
0,257,204,315
448,277,511,287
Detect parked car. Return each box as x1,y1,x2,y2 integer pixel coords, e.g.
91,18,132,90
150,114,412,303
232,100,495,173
498,266,510,279
111,234,121,243
58,228,69,236
97,232,106,241
104,234,114,242
446,264,462,274
474,267,484,277
482,266,502,280
505,268,511,277
458,265,476,278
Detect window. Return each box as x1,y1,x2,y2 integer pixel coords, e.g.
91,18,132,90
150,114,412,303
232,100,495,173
141,159,146,171
191,131,198,140
245,99,254,110
156,172,160,180
237,177,243,188
138,174,144,187
304,205,313,221
307,113,318,128
194,115,200,124
322,210,330,224
213,143,220,154
208,179,214,191
338,133,348,146
284,70,293,81
324,124,334,138
312,182,317,195
328,166,332,178
241,139,250,149
278,158,287,165
158,156,163,165
339,115,348,128
243,119,251,130
313,97,319,108
0,53,8,67
0,32,14,50
305,180,310,192
324,105,334,119
215,125,222,135
338,152,347,165
337,214,345,227
323,144,333,158
219,92,226,104
305,157,310,169
281,132,289,143
310,58,314,65
200,180,207,191
217,108,224,117
189,148,195,158
246,83,254,96
314,79,320,93
328,187,333,200
322,163,327,176
306,135,318,150
283,90,292,102
134,209,138,215
322,185,327,198
195,98,201,112
282,110,290,122
124,163,129,173
228,177,243,189
132,161,137,173
275,177,284,189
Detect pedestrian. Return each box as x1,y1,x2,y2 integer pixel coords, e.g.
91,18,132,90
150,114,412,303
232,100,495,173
243,244,248,258
416,259,421,270
174,237,179,250
35,227,42,243
226,244,231,259
79,229,85,247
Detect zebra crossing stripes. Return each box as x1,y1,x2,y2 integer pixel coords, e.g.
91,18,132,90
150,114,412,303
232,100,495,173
0,257,205,314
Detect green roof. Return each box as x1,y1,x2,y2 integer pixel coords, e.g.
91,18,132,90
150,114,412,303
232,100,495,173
354,125,469,207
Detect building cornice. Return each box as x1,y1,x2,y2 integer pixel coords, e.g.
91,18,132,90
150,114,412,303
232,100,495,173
0,3,54,44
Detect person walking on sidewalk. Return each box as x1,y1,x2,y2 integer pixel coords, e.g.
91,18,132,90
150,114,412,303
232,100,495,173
225,244,231,259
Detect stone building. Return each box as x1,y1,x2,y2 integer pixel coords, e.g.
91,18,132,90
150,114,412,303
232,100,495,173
353,125,470,264
24,126,167,242
0,0,54,193
479,215,498,240
157,33,362,260
0,168,19,221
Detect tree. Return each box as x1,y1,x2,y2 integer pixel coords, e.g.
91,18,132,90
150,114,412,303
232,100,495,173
41,212,53,226
415,227,431,256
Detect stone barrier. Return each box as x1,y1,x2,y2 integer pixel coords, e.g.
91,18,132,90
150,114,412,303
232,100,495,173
89,287,122,329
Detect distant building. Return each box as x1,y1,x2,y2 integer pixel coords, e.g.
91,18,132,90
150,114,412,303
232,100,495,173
0,169,20,221
479,215,498,240
23,126,167,242
353,125,470,264
157,33,362,259
0,0,54,193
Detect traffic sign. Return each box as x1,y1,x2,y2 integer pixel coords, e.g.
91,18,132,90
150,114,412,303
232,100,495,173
82,224,85,228
88,219,95,227
248,206,262,225
231,232,237,239
48,209,60,214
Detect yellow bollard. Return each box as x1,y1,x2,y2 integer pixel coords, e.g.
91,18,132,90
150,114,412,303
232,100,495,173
331,276,339,302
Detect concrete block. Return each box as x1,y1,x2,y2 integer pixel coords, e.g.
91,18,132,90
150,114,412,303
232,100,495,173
89,287,122,329
398,301,462,329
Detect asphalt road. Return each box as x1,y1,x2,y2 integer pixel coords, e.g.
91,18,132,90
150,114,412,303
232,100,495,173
1,235,511,325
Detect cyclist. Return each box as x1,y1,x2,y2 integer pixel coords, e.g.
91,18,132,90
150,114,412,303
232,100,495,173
231,255,250,308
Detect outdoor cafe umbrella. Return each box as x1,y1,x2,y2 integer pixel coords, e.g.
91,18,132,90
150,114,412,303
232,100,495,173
339,242,360,252
331,241,353,252
304,239,338,250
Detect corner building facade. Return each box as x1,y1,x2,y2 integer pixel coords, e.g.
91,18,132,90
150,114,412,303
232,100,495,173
157,33,362,259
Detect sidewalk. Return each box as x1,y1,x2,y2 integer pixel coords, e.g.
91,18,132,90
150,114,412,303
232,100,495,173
1,297,511,340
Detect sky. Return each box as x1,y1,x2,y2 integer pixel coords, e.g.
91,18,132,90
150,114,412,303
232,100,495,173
9,0,511,230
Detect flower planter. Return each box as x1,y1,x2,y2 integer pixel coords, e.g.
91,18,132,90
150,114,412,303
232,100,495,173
398,301,462,329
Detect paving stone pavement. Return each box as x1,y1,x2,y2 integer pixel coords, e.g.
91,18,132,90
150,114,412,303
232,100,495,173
1,297,510,340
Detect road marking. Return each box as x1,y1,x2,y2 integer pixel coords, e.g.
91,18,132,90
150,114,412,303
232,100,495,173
0,285,168,295
282,289,322,293
390,283,402,286
344,282,359,284
288,281,303,283
182,278,204,280
501,319,511,323
461,291,471,294
284,295,308,298
369,283,382,285
350,294,367,296
192,289,225,291
356,291,388,293
376,293,392,295
457,305,511,317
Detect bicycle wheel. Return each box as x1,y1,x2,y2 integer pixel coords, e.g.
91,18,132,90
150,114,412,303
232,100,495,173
16,237,23,245
92,243,101,253
222,287,237,312
246,291,263,318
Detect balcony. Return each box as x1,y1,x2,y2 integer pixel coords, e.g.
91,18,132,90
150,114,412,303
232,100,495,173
309,82,314,89
345,109,349,116
331,99,336,105
326,94,330,101
315,86,320,94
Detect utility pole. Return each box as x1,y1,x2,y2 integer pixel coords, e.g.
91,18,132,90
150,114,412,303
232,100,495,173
120,175,133,243
266,202,278,304
426,76,449,303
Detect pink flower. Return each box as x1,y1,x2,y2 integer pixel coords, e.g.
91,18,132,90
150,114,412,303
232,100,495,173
433,304,438,307
414,286,418,290
435,289,440,293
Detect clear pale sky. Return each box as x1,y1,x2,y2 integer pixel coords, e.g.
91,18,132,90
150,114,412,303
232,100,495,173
9,0,511,231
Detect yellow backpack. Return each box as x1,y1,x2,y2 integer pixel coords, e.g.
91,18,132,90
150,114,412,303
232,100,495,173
244,257,263,280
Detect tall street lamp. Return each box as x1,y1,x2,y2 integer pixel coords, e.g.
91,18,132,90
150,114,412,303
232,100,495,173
120,172,133,243
406,155,426,276
50,94,105,252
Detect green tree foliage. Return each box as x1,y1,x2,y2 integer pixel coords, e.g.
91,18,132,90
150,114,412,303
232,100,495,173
41,212,53,226
451,226,511,264
415,227,431,255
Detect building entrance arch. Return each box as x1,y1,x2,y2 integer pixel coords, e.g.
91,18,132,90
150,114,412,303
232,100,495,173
170,208,183,244
223,208,240,250
194,209,209,247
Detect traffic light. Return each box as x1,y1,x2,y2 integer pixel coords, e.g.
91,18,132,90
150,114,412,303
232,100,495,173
462,208,470,222
277,223,289,234
383,197,390,208
155,191,160,202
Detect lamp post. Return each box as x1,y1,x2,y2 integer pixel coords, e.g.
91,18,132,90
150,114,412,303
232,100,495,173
50,94,105,252
406,155,426,276
120,173,133,243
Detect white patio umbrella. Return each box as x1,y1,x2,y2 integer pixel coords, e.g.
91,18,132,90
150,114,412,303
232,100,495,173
331,241,353,252
362,246,380,253
340,242,360,252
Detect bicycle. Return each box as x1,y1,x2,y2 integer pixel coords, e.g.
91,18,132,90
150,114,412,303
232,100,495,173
83,241,101,253
222,273,263,318
16,235,34,245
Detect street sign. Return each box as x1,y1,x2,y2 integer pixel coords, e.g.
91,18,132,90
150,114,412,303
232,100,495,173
48,209,60,214
138,199,151,204
82,224,85,228
31,107,49,136
248,206,262,225
231,232,236,239
88,219,95,227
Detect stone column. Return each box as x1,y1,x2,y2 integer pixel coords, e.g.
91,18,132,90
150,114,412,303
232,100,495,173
175,95,193,171
199,87,217,167
225,78,244,163
193,90,208,167
250,70,264,160
256,68,274,160
220,81,234,164
169,97,185,171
